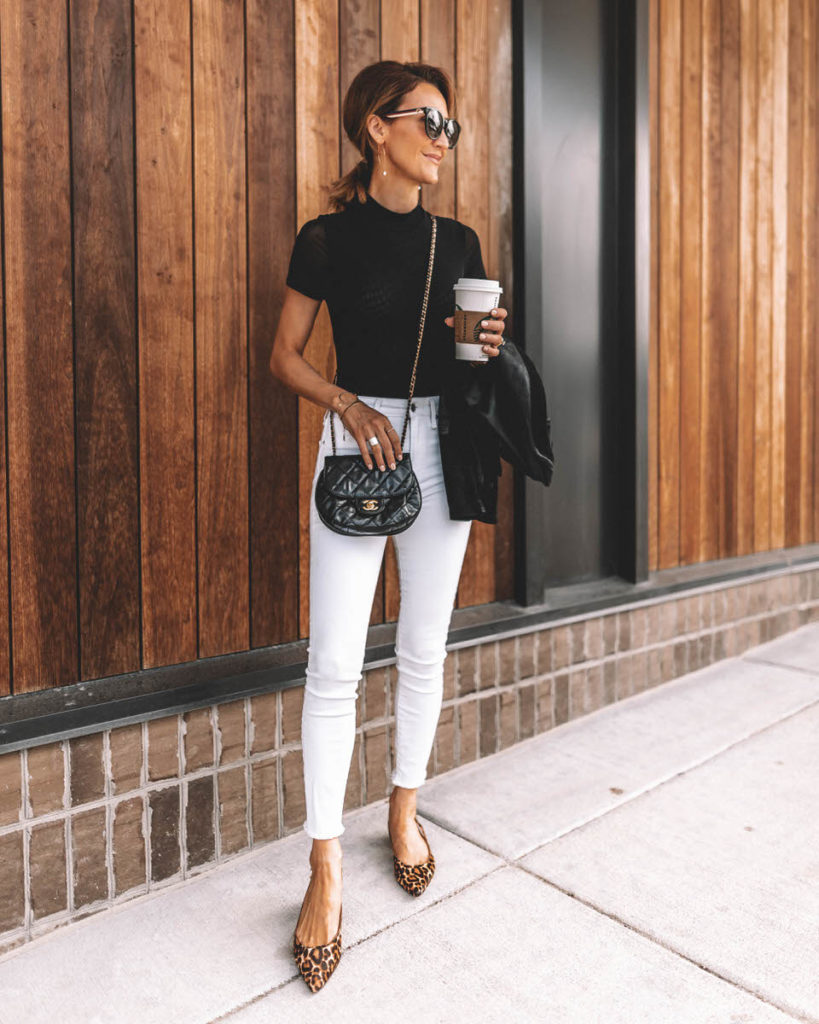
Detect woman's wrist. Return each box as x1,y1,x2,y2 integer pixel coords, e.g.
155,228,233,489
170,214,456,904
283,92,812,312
339,398,362,420
329,389,358,416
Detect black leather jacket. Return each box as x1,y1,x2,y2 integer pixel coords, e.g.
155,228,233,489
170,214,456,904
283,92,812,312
437,339,555,523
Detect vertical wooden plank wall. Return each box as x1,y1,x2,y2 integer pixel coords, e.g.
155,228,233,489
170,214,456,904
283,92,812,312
0,0,514,696
134,0,197,670
193,0,249,657
247,0,300,649
295,0,340,640
454,0,515,607
650,0,819,570
1,1,78,692
71,0,141,682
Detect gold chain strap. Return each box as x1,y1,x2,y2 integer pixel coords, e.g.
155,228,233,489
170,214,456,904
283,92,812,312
330,214,437,454
400,214,437,447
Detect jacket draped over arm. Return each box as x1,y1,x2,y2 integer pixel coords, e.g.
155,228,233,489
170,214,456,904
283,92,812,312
437,340,554,523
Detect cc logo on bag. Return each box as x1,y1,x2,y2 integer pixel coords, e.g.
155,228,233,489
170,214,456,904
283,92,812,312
361,499,381,512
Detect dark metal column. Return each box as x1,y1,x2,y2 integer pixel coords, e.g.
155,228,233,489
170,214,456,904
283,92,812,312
512,0,650,603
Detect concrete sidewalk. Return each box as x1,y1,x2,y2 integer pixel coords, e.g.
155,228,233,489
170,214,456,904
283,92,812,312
1,623,817,1024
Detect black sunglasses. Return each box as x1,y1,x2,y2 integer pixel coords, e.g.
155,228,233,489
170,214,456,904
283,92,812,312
383,106,461,148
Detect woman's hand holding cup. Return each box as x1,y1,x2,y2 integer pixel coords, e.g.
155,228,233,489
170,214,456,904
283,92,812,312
444,305,508,366
339,400,403,472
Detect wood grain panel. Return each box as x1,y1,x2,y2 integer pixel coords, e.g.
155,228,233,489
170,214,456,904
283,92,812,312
420,0,457,219
718,0,740,559
488,0,515,601
650,0,819,569
754,0,774,552
657,0,681,567
810,2,818,544
0,13,13,691
770,0,789,549
784,0,803,550
70,0,141,680
340,0,380,176
296,0,340,639
699,0,721,564
679,0,702,565
380,0,419,62
806,0,819,542
736,0,757,556
454,0,495,608
134,0,197,667
248,0,300,648
1,0,78,692
193,0,249,657
798,0,816,542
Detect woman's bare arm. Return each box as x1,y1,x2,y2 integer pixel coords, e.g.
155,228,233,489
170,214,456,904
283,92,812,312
269,286,400,471
269,286,358,417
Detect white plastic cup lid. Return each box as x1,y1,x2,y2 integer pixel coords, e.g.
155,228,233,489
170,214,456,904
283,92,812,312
453,277,503,293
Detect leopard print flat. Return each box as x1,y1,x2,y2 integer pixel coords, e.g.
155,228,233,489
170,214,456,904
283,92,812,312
293,879,343,992
390,816,435,896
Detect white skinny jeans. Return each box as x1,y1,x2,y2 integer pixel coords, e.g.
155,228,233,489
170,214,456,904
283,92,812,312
302,394,473,839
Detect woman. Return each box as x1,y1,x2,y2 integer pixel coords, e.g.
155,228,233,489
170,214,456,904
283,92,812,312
270,59,507,992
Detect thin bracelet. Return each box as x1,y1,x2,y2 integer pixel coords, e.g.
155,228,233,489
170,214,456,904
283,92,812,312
339,397,362,420
335,392,358,416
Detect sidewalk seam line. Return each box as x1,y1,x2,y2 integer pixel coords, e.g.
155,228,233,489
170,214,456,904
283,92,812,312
741,655,819,678
207,862,509,1023
417,692,819,861
510,862,815,1024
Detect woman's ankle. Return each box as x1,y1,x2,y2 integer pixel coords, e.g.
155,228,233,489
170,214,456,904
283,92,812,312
389,785,418,818
309,836,343,869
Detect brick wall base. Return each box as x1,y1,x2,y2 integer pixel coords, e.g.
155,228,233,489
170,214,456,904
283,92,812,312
1,567,817,955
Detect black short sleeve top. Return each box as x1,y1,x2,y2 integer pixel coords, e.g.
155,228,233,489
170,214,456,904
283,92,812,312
285,192,488,397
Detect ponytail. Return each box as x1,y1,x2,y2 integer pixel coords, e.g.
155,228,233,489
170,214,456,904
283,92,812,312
327,158,372,213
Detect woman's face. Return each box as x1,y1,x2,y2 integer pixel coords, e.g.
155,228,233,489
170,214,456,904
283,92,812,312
371,84,452,186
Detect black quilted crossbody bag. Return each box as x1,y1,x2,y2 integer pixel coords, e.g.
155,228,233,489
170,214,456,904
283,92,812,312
315,215,437,536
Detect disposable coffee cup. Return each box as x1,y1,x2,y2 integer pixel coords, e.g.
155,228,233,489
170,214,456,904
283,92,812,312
452,278,503,361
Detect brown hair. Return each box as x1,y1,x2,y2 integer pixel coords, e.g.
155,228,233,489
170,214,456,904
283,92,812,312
326,60,457,213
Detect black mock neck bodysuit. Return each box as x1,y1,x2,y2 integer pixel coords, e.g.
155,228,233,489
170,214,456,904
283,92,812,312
285,192,487,398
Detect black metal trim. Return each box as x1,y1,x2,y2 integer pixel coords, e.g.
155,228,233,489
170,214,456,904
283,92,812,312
633,0,651,581
601,0,640,583
511,0,527,606
512,0,650,599
512,0,549,605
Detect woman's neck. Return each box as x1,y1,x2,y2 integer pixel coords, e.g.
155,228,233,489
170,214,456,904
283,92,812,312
366,179,422,214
